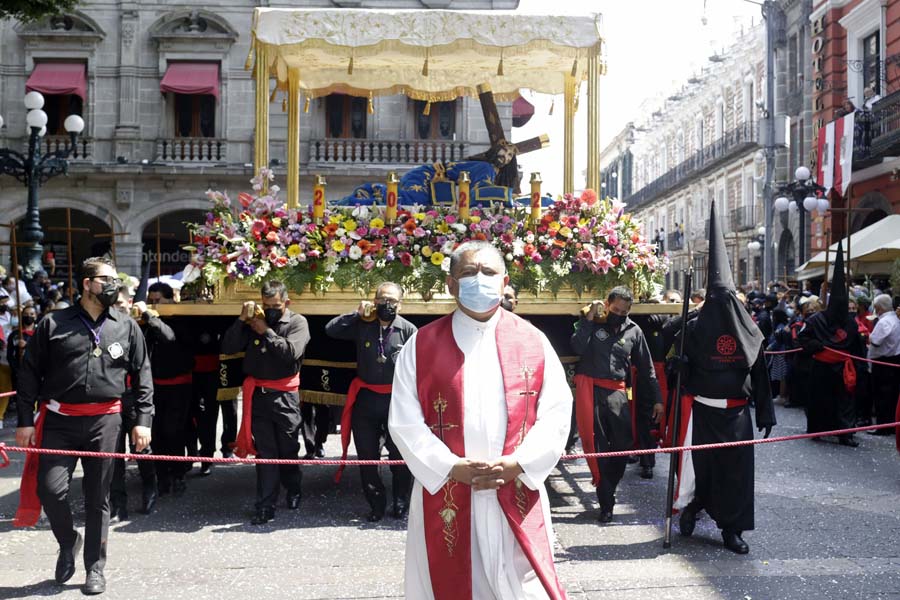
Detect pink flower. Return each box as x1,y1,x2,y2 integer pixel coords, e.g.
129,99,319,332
399,252,412,267
530,252,543,264
551,248,563,260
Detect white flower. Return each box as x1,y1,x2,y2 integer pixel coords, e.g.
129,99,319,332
226,262,237,275
413,244,421,252
336,228,346,237
441,241,455,254
441,257,451,272
181,263,201,283
256,262,270,277
351,205,370,219
505,253,513,261
525,232,535,243
512,239,525,257
452,223,467,234
348,245,363,260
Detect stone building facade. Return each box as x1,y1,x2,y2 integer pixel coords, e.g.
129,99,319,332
0,0,518,278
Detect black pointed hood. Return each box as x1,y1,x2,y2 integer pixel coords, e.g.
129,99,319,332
803,239,858,350
687,200,765,369
825,240,849,324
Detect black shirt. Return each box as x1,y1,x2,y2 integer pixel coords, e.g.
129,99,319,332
16,304,154,428
571,316,661,409
325,313,417,385
143,315,195,379
221,309,310,380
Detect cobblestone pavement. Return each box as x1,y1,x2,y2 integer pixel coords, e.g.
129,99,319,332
1,405,898,599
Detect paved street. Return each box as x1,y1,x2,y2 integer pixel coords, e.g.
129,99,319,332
1,405,899,600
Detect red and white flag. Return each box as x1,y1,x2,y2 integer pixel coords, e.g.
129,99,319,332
817,113,854,195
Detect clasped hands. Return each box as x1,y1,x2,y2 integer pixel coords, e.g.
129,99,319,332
450,457,522,491
240,301,269,335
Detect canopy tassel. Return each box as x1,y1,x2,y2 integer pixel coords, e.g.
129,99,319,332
549,97,555,116
497,48,504,76
304,96,310,113
367,92,374,115
347,55,354,75
269,87,277,104
423,101,431,116
281,94,287,113
571,58,578,77
244,38,255,71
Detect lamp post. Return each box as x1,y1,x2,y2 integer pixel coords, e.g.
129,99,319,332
773,165,827,270
747,225,767,287
0,91,85,276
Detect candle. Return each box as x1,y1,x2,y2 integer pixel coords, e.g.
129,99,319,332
386,171,400,224
530,172,542,223
313,174,327,222
457,171,471,221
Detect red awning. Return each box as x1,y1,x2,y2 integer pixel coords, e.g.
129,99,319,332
26,63,87,100
160,63,220,99
512,96,535,128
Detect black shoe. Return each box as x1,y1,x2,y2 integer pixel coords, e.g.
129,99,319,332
367,509,384,522
640,466,654,479
626,456,639,464
199,463,212,476
140,490,158,515
81,568,106,595
250,508,275,525
392,499,409,519
679,505,698,537
55,531,82,584
839,435,860,447
286,493,302,510
597,508,613,523
172,477,187,496
303,451,315,460
856,417,873,428
314,446,325,459
722,530,749,554
109,504,128,524
221,449,234,459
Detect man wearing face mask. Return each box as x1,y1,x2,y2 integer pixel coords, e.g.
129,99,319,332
221,279,310,525
326,282,417,521
389,241,572,600
14,257,153,595
6,304,37,392
571,287,663,523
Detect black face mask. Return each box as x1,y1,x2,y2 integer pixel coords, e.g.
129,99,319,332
264,308,283,327
606,313,626,329
376,303,397,322
95,282,119,308
21,315,35,326
500,298,514,312
848,311,857,320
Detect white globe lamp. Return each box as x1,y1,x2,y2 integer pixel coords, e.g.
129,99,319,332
794,166,811,181
774,196,790,212
64,114,85,134
803,195,818,212
24,91,44,110
26,109,48,129
817,198,830,213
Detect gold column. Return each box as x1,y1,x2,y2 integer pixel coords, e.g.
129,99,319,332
286,67,300,208
529,172,542,222
253,41,270,183
563,75,576,195
586,45,603,192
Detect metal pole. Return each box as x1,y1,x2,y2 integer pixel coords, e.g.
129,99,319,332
20,128,44,276
762,0,778,289
65,209,74,304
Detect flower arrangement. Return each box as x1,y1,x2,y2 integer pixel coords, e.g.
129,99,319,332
183,170,668,299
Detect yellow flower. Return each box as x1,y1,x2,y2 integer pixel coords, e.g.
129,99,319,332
469,216,481,224
286,244,301,258
436,222,450,234
548,221,561,231
332,240,346,252
421,246,434,257
430,252,445,266
559,226,573,238
343,219,357,231
271,217,282,228
369,217,385,229
329,215,342,224
414,212,426,220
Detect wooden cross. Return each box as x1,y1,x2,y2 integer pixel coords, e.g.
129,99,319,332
141,217,176,281
429,394,458,441
45,208,90,303
94,214,129,265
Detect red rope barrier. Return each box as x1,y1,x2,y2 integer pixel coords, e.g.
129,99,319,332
0,422,896,468
0,391,16,398
827,348,900,368
763,348,803,356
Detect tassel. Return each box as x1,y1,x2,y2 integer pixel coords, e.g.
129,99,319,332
574,95,579,113
244,40,255,71
571,58,578,77
423,101,431,116
304,96,310,113
497,56,504,76
282,95,287,112
367,92,374,115
269,87,277,103
549,97,555,116
422,56,429,77
347,55,354,75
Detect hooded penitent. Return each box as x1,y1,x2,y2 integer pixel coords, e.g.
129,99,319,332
802,240,856,351
687,200,765,369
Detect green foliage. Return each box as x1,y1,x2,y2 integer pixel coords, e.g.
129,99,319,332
890,258,900,295
0,0,80,22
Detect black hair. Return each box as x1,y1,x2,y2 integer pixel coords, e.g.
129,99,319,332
80,257,116,281
376,281,403,300
607,286,633,304
261,279,288,301
148,282,175,300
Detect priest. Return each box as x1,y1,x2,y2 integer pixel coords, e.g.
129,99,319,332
674,201,776,554
797,241,865,446
388,240,571,600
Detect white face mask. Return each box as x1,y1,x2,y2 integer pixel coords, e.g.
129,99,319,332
455,272,504,313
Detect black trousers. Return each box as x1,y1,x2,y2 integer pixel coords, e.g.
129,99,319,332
300,401,331,455
191,370,237,458
593,388,633,510
252,389,302,510
37,411,120,572
806,362,856,434
634,396,656,469
872,355,900,426
351,392,411,512
110,411,156,507
151,382,192,486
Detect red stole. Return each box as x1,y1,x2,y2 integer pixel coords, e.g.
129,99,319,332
15,399,122,527
334,377,393,483
573,375,626,486
415,310,566,600
813,347,857,393
233,374,300,458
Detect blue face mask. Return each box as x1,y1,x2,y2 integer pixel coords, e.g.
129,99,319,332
786,307,795,319
455,272,503,313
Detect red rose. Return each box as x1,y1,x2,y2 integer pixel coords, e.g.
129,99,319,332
611,256,620,266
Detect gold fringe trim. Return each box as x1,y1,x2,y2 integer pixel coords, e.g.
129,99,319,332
300,390,347,406
282,95,287,112
217,387,240,402
219,352,246,361
423,100,431,116
302,358,358,369
559,355,579,364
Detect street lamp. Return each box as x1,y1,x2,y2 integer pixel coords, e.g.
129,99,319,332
774,165,826,269
0,92,85,276
747,225,767,285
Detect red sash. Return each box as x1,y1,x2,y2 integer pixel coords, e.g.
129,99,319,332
334,377,393,483
813,348,857,393
15,399,122,527
573,375,627,486
152,372,193,386
193,354,220,373
415,310,566,600
233,374,300,458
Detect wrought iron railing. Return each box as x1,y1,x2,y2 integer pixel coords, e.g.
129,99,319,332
730,204,759,232
309,139,468,165
870,90,900,158
667,231,685,251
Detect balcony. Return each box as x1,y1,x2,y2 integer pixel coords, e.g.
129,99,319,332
869,90,900,160
667,230,685,251
308,139,469,167
625,121,758,211
41,135,93,161
156,137,227,163
730,205,759,232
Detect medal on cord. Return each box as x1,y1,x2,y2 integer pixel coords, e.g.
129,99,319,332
78,314,106,358
377,325,393,364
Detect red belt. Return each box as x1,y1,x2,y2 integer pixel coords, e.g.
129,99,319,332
15,399,122,527
813,348,857,393
334,377,393,483
193,354,220,373
233,374,300,458
153,372,193,386
574,375,627,487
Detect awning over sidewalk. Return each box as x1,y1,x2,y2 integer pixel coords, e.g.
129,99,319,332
26,63,87,100
160,62,220,99
796,214,900,280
